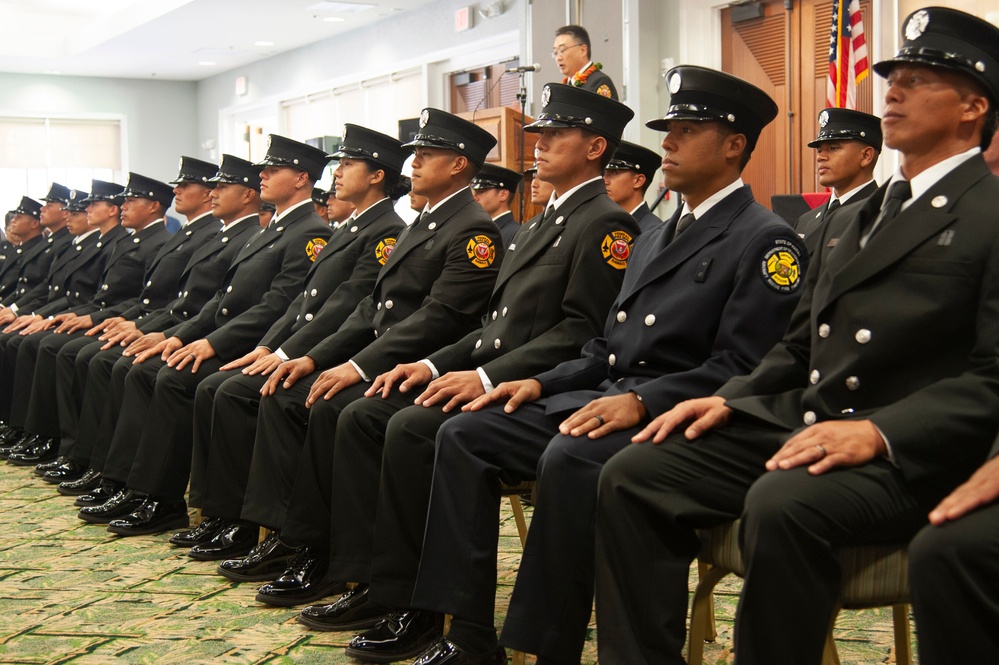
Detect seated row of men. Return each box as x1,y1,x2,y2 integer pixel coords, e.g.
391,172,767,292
1,7,997,664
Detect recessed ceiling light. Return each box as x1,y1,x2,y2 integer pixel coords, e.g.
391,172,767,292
254,41,274,47
307,1,373,13
323,16,345,22
199,61,217,66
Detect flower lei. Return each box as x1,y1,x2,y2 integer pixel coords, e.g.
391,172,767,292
563,62,603,87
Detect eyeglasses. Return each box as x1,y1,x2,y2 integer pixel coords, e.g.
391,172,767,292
551,43,583,58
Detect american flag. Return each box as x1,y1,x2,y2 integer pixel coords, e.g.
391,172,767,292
827,0,869,109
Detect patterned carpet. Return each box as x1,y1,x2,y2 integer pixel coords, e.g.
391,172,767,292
0,462,915,664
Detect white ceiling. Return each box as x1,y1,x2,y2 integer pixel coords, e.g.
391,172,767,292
0,0,438,81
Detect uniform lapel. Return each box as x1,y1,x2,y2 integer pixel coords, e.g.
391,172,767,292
376,189,474,280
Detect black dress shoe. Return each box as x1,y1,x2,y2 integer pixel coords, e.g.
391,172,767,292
187,522,257,560
41,459,86,483
216,531,304,583
58,469,102,496
168,516,227,547
254,550,345,607
107,496,189,536
77,488,146,524
8,437,57,466
72,478,121,504
0,427,26,449
345,610,444,663
0,433,40,459
413,637,507,665
298,584,391,631
34,455,68,476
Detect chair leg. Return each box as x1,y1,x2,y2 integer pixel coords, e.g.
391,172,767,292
510,651,525,665
193,507,203,526
821,617,842,665
892,604,912,665
259,526,270,544
687,563,728,664
508,495,529,548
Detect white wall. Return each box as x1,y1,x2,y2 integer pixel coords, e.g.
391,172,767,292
0,72,198,184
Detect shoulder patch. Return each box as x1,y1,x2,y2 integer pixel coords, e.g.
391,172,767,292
601,230,633,270
376,237,397,265
761,238,803,293
306,237,327,262
466,235,496,268
596,84,612,98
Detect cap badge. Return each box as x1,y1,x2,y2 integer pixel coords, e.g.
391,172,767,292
541,85,551,108
420,109,430,128
818,110,829,127
668,71,682,94
976,61,987,73
905,9,929,41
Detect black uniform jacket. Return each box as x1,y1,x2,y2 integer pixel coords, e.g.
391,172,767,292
633,202,663,234
578,68,618,100
720,156,999,491
1,227,72,305
71,222,173,321
535,185,808,419
258,198,405,359
427,179,640,385
306,188,502,377
795,181,878,256
169,205,332,362
35,225,131,317
495,211,519,249
136,217,260,333
24,230,102,315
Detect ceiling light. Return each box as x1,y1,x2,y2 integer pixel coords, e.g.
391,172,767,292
307,1,374,13
254,41,274,47
323,16,345,22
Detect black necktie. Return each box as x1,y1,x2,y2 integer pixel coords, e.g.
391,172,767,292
672,213,695,241
825,198,841,216
862,180,911,246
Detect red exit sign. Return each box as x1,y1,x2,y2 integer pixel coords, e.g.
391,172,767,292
455,6,472,31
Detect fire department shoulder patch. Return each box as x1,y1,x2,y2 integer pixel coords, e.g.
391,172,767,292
466,235,496,268
601,230,633,270
596,84,612,98
375,237,397,265
306,238,327,262
761,238,802,293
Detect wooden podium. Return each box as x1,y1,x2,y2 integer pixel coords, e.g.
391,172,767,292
458,106,544,223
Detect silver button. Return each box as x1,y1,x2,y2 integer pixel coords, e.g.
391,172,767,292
475,339,482,349
855,329,872,344
142,298,150,305
53,286,59,292
502,307,508,317
385,300,394,309
845,376,861,391
178,291,183,297
133,237,140,243
221,237,229,243
638,360,647,366
377,302,382,310
644,314,656,326
350,226,358,233
616,311,627,323
809,370,820,384
818,323,830,338
296,315,300,321
102,284,108,291
428,222,437,230
184,291,189,297
305,313,314,321
310,289,318,297
146,280,152,287
555,216,564,225
493,338,501,349
182,311,188,317
221,308,228,315
374,330,379,337
608,354,616,366
276,226,284,232
226,286,233,293
492,311,498,320
803,411,817,425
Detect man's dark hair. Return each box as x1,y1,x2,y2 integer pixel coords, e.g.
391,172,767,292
555,25,591,58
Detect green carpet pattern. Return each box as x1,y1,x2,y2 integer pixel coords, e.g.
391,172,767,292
0,463,915,664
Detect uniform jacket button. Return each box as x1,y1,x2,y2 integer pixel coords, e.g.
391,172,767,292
310,289,318,297
818,323,830,338
502,307,508,316
142,299,150,305
855,329,872,344
616,311,627,323
475,339,482,349
226,285,233,293
809,369,820,384
377,302,382,310
493,339,501,349
845,376,861,391
102,284,108,290
305,313,314,321
803,411,817,425
644,314,656,326
608,353,617,366
385,300,394,309
492,311,498,320
221,308,228,315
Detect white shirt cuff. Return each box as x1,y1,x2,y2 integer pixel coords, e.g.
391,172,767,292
475,367,493,393
349,359,371,382
873,424,899,467
274,347,289,361
419,358,440,380
9,303,18,314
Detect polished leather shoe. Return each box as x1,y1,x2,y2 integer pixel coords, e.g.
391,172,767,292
254,551,345,607
107,496,189,536
34,455,68,476
72,478,121,505
413,638,507,665
187,522,257,560
217,531,304,582
0,426,26,449
77,488,146,524
168,516,227,547
7,437,57,466
0,432,40,459
298,584,390,631
345,610,444,663
58,469,103,496
42,459,86,483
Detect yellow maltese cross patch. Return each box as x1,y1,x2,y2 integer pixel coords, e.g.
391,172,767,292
306,238,327,262
761,239,802,292
466,235,496,268
596,84,612,98
601,230,634,270
375,237,397,265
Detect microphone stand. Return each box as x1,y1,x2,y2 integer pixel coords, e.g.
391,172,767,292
517,69,529,222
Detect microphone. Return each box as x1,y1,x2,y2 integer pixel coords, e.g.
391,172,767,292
507,63,541,73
